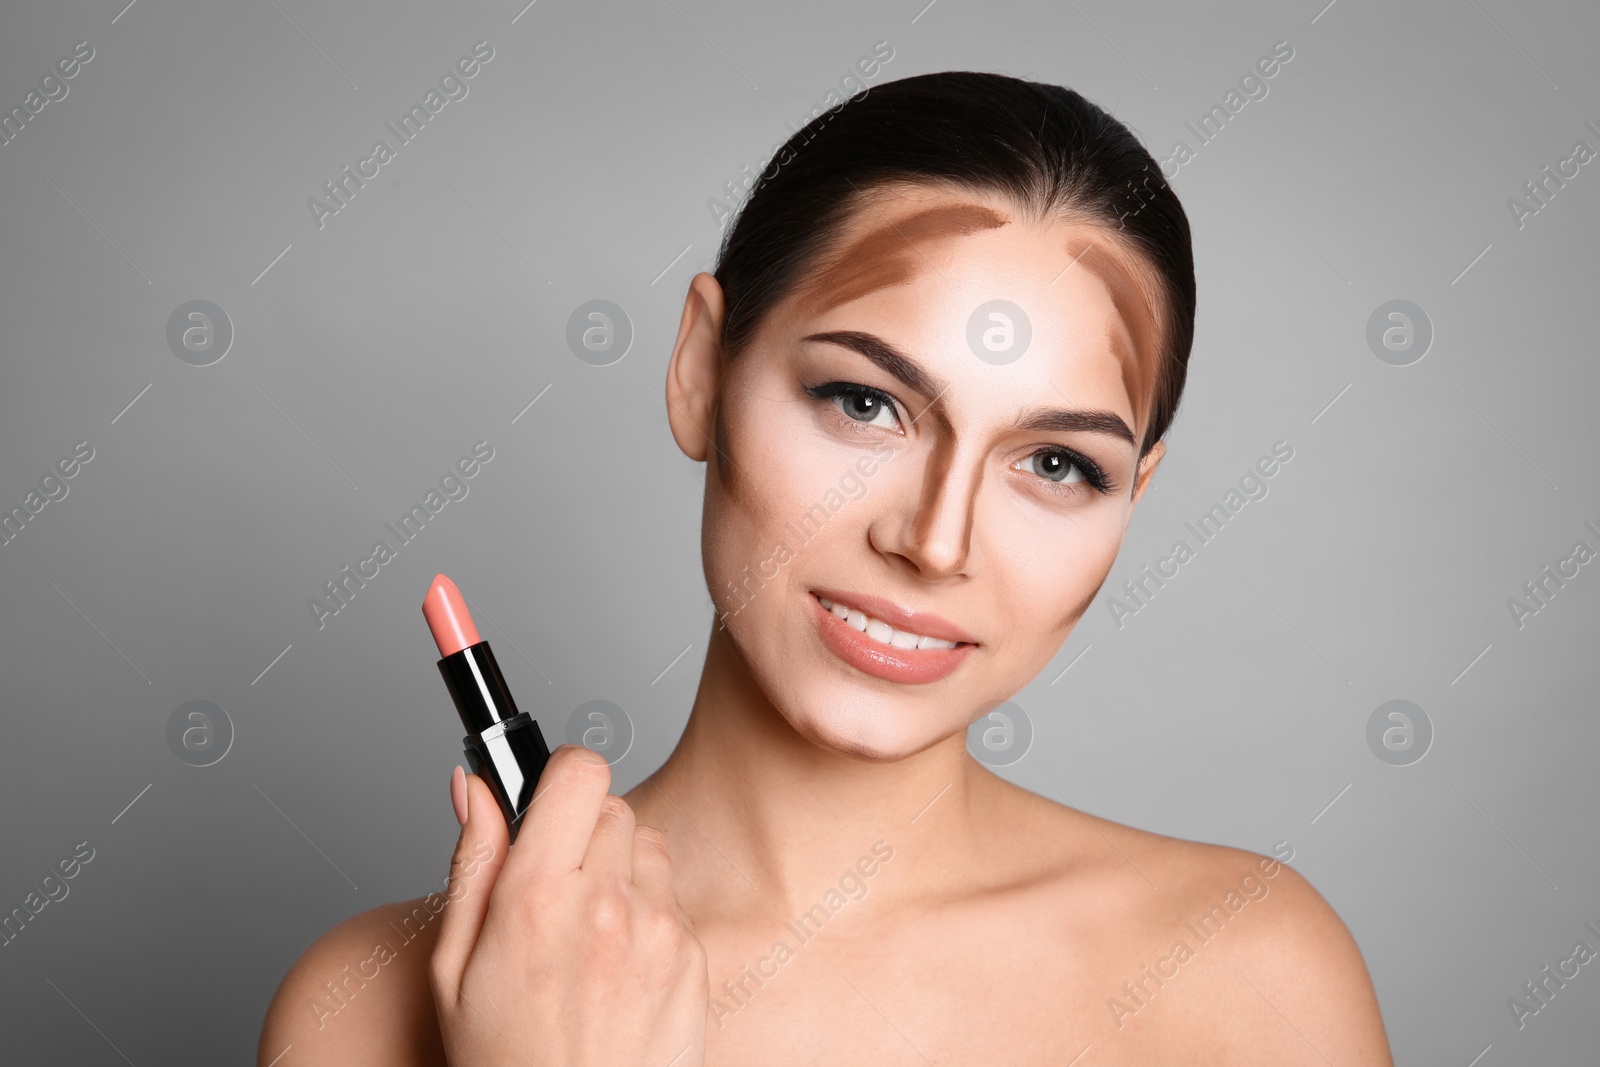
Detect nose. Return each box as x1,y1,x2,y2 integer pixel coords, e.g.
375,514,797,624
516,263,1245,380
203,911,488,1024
868,439,980,580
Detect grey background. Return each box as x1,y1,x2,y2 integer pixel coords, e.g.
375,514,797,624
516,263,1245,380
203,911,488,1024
0,0,1595,1062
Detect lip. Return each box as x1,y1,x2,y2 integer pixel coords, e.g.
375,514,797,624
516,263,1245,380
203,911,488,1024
808,586,980,645
809,591,976,685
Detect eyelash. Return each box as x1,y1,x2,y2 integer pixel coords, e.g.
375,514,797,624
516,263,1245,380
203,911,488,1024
801,380,1118,495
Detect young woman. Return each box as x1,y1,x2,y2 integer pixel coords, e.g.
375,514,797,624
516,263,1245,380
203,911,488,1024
260,71,1393,1065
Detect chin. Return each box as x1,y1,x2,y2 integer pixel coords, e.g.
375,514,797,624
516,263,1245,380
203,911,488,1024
780,690,962,764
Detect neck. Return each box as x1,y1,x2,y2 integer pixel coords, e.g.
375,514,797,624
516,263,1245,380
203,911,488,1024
631,618,998,921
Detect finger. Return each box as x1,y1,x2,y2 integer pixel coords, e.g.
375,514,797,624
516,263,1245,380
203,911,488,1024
449,764,468,826
500,744,612,881
430,772,510,997
581,794,637,880
629,823,676,899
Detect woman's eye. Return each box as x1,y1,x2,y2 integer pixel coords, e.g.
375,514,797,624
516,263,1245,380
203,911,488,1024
809,383,903,431
835,390,899,428
1023,450,1086,483
1017,448,1112,494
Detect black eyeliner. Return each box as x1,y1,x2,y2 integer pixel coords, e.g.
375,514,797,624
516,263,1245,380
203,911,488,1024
803,380,904,424
1030,446,1117,495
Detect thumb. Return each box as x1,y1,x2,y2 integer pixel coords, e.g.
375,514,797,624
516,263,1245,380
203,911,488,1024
430,769,510,1001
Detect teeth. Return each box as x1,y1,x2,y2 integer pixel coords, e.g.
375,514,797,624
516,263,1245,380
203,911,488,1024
818,596,961,650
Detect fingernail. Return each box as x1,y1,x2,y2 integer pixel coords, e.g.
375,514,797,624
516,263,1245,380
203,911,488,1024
574,746,607,765
450,764,468,826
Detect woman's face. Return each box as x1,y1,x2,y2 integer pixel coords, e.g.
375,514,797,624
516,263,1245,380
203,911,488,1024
684,182,1168,762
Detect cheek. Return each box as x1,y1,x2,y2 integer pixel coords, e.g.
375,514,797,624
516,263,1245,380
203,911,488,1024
713,384,802,536
703,383,820,599
989,502,1125,635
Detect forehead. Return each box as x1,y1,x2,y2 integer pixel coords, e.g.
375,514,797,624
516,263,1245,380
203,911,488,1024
790,197,1011,321
786,186,1165,432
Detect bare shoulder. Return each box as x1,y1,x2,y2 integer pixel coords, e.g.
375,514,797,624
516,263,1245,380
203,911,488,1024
1169,835,1393,1064
257,896,446,1067
998,785,1393,1063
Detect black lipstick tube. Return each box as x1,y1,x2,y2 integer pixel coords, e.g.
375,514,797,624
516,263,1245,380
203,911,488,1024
436,640,550,843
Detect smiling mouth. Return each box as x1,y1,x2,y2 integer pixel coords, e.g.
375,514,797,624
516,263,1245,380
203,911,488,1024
814,593,975,651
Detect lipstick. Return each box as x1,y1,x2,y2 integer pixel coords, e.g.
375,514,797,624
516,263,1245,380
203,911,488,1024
808,591,975,684
423,573,550,843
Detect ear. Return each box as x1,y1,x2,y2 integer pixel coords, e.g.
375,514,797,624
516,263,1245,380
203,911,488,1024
665,272,728,463
1129,439,1165,507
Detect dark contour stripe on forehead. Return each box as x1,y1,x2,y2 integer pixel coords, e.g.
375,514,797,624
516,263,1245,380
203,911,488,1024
791,200,1011,321
1058,235,1164,439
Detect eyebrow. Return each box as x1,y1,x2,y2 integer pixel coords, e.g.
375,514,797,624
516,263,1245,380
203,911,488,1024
800,330,1137,447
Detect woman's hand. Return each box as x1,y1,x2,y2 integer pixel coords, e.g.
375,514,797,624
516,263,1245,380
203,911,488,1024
429,745,709,1067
